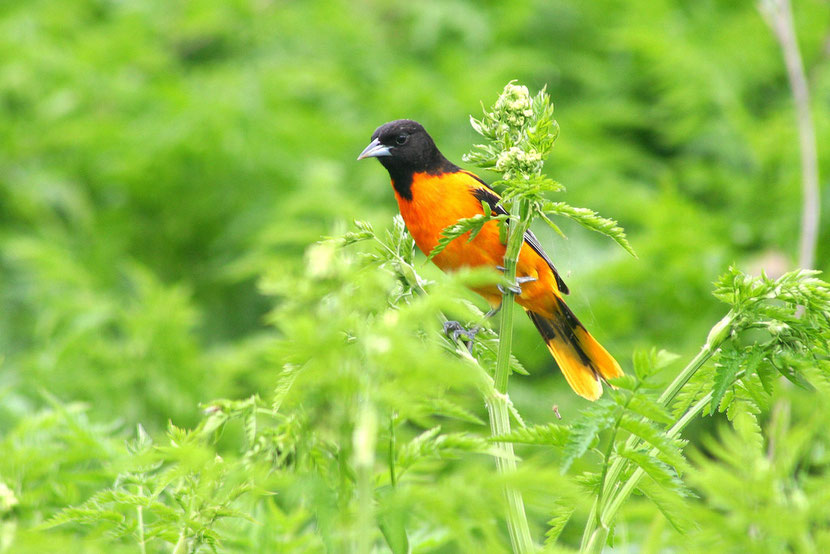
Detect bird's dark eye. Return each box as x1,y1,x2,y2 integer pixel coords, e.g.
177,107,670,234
395,134,408,145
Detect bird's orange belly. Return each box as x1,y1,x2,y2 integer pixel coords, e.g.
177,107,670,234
395,178,555,312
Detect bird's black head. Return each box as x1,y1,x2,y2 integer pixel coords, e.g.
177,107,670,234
357,119,457,199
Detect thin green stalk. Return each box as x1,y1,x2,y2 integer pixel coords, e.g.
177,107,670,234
584,525,609,554
494,199,532,391
584,391,717,553
388,415,397,488
354,402,377,554
580,312,737,550
593,390,636,531
488,197,534,553
136,485,147,554
599,367,746,541
657,311,735,406
600,387,715,527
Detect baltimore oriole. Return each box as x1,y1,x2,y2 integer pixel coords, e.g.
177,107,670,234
358,119,622,400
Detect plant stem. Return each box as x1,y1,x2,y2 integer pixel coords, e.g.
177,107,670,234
494,199,532,391
136,485,147,554
354,402,377,554
598,369,745,537
600,387,715,528
584,525,609,554
488,197,534,553
388,415,397,488
760,0,820,270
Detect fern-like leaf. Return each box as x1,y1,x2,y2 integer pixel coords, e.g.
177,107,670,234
542,201,636,258
618,415,687,471
420,398,486,426
636,478,691,533
396,427,491,474
617,447,688,495
561,401,617,472
618,394,673,425
490,423,571,446
710,348,742,416
544,502,575,546
426,207,509,262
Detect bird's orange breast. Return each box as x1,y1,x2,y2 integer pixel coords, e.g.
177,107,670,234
395,172,502,271
393,171,561,312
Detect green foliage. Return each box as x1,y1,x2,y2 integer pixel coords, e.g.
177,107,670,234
1,1,830,552
491,423,571,447
426,200,510,262
464,82,633,258
540,202,636,258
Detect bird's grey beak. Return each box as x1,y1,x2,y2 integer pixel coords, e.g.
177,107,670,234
357,138,392,160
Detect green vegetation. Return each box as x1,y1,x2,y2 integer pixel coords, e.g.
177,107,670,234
1,1,829,552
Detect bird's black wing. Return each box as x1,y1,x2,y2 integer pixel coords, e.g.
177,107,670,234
464,171,570,295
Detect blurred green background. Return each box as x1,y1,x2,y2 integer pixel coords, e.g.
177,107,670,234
0,0,828,550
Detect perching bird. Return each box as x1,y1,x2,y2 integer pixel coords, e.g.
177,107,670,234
358,119,622,400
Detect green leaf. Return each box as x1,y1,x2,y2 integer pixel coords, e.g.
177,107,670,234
542,201,636,258
618,447,688,495
710,349,741,416
561,400,617,472
622,395,674,425
396,427,491,474
377,486,411,554
544,502,575,546
273,363,303,412
420,398,486,426
426,212,509,262
770,352,816,391
632,348,681,381
618,415,687,471
490,423,571,446
636,478,691,534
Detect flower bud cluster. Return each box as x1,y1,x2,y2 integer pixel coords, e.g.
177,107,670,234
495,146,543,181
493,83,534,129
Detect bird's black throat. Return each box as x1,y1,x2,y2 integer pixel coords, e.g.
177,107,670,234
380,154,459,201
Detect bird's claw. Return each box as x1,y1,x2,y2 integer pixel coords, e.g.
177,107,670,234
443,320,479,351
497,282,522,295
497,275,537,295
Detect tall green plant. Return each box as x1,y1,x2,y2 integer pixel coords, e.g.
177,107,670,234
426,82,635,552
432,83,830,553
29,82,830,554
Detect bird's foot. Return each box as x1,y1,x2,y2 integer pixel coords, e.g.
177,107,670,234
497,274,537,295
483,304,501,319
443,320,480,351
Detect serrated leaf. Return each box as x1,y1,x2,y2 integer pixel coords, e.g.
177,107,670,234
426,213,509,262
632,348,681,381
491,423,571,446
543,201,636,258
770,353,815,391
623,395,673,425
509,352,530,376
710,350,741,416
609,374,638,391
636,478,692,534
396,428,491,474
273,363,303,412
618,447,687,495
729,401,763,451
561,401,617,472
544,502,575,546
539,212,567,239
618,415,687,471
421,398,486,426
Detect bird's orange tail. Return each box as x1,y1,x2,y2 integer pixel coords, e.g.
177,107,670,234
527,297,623,400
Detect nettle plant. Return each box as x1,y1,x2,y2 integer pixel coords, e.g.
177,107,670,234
42,83,830,553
